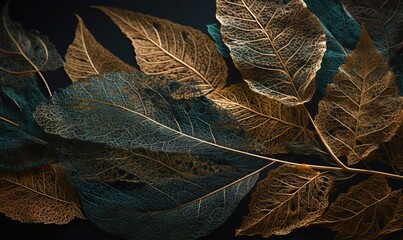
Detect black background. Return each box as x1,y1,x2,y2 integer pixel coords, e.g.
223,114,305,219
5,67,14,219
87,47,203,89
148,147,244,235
1,0,351,239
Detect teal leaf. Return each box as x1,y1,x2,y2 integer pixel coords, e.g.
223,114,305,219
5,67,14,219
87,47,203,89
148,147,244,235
207,23,231,58
0,2,63,86
35,72,247,154
0,78,52,170
64,144,263,240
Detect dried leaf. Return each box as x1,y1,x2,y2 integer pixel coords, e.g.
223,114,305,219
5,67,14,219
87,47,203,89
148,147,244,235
380,196,403,237
95,6,228,95
207,23,230,58
315,175,402,240
0,164,84,224
34,72,247,154
216,0,326,105
236,165,334,238
314,26,402,165
384,126,403,174
64,15,138,82
64,143,263,240
210,83,315,154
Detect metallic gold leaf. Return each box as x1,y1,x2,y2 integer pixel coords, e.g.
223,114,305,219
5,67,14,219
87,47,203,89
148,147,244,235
216,0,326,106
236,165,334,238
314,27,402,165
64,15,138,82
315,175,402,240
210,83,315,154
0,164,84,224
94,6,227,95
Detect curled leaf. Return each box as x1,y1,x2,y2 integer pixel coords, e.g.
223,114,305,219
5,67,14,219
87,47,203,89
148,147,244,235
210,83,315,154
216,0,326,105
0,164,84,224
95,6,228,95
236,165,334,238
315,175,402,240
64,15,138,82
315,26,402,165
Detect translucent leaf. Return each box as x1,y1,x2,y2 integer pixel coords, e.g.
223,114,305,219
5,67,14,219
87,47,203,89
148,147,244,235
236,165,334,237
315,175,402,240
0,3,63,87
210,83,315,154
216,0,326,106
95,6,228,95
64,144,263,240
64,15,138,82
314,27,402,165
384,126,403,174
34,72,247,154
0,79,53,170
0,164,84,224
206,23,231,58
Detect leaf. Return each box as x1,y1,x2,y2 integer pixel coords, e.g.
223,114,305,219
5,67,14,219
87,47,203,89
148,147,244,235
0,164,84,224
380,196,403,237
0,3,62,86
216,0,326,106
236,164,334,237
341,0,402,61
64,143,263,240
94,6,228,95
206,23,231,58
314,26,402,165
384,126,403,174
210,83,315,154
315,175,402,240
0,79,53,170
34,72,247,154
64,15,138,82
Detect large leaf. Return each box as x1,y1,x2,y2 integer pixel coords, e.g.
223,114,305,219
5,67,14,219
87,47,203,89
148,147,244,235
210,83,315,154
64,144,263,240
34,72,247,154
216,0,326,106
0,3,62,89
95,6,228,95
236,164,334,237
64,15,138,82
0,79,53,170
314,27,402,165
0,164,84,224
315,175,402,240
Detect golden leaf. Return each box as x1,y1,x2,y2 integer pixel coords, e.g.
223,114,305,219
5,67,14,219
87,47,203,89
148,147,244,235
0,164,84,224
210,83,315,154
315,175,402,240
64,15,138,82
216,0,326,106
94,6,227,95
236,165,334,238
314,26,402,165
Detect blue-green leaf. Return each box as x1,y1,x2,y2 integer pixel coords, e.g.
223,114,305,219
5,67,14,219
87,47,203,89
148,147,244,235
207,23,231,58
35,72,247,154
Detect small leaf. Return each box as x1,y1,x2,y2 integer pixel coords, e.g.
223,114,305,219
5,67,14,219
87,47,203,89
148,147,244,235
210,83,316,154
236,165,334,238
216,0,326,105
380,196,403,237
95,6,228,95
206,23,231,58
0,164,84,224
384,126,403,174
315,26,402,165
315,175,402,240
64,15,138,82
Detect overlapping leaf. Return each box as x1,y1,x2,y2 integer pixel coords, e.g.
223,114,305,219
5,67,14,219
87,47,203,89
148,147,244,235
34,72,247,154
216,0,326,105
315,175,402,240
210,83,315,154
384,126,403,174
95,6,227,95
63,143,263,240
236,165,334,237
64,15,138,82
0,164,84,224
207,23,230,58
315,27,402,165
